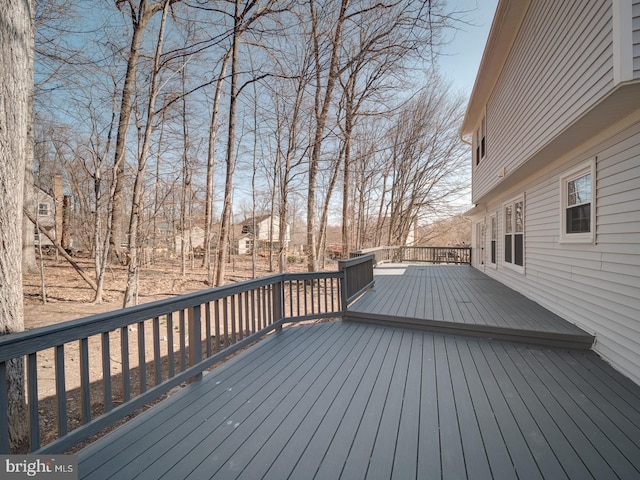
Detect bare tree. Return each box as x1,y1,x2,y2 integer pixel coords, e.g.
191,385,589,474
123,0,172,307
385,75,468,245
215,0,284,286
203,50,231,284
110,0,180,265
0,0,33,451
305,0,349,271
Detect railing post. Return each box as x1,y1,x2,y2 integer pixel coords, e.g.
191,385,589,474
188,305,202,381
339,268,348,313
273,281,284,331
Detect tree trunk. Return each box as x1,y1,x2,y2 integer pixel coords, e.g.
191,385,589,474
0,0,33,451
22,101,37,273
110,0,168,264
123,0,170,307
215,0,241,287
307,0,349,272
203,50,231,285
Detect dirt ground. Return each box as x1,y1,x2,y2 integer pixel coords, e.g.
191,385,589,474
19,252,324,452
23,254,305,328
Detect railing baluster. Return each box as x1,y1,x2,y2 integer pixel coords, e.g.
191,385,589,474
55,346,67,437
267,285,273,325
121,327,130,402
79,338,91,424
244,291,251,335
236,293,243,341
303,281,308,315
205,303,212,357
101,333,112,413
250,289,257,334
179,311,187,371
296,280,300,317
324,278,329,313
167,313,175,378
258,286,264,328
28,353,40,450
222,298,229,348
214,300,221,353
153,317,161,386
137,322,146,394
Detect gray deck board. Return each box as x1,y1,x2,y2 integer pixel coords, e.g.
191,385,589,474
346,265,594,348
79,321,640,479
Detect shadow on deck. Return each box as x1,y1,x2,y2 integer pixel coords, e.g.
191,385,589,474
345,264,595,350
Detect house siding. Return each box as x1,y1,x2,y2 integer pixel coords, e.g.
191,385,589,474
472,0,614,203
474,119,640,385
634,0,640,78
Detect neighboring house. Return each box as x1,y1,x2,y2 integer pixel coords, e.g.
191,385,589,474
462,0,640,384
235,214,290,255
174,226,206,252
34,187,56,247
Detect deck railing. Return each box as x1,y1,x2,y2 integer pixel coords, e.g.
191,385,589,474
338,254,375,307
351,245,471,265
0,262,381,454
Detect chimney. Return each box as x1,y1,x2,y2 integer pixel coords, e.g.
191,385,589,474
53,175,63,246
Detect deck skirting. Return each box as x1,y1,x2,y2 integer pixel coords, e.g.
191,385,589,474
344,312,595,350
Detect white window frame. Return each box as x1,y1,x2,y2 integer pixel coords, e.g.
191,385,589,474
473,111,486,166
559,159,596,243
489,213,498,268
503,194,525,274
38,203,50,216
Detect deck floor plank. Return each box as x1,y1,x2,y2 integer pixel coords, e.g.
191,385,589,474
250,326,383,480
336,329,405,480
447,338,493,479
347,265,593,348
389,331,422,480
79,320,640,480
213,323,376,479
151,323,356,480
285,327,393,480
506,343,640,478
453,339,516,480
80,323,340,480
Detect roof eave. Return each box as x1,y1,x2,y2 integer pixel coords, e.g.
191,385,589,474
460,0,531,137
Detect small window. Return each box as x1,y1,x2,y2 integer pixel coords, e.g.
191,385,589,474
474,113,486,166
504,196,524,272
38,203,50,216
490,214,497,266
560,160,595,243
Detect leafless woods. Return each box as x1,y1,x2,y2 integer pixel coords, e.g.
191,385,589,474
30,0,470,301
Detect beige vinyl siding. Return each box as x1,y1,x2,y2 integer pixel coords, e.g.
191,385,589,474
477,120,640,385
472,0,614,203
634,1,640,78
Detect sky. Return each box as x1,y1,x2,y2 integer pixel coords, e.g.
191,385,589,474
438,0,500,96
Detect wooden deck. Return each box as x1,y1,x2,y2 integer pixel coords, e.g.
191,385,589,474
77,265,638,479
79,320,640,479
346,264,594,349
